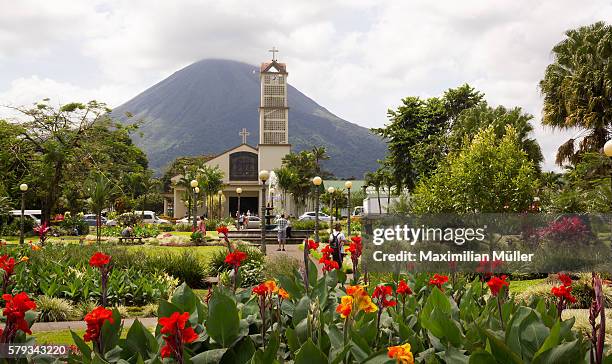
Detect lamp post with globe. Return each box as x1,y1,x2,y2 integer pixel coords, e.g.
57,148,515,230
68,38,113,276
190,180,198,231
313,176,322,242
236,187,242,219
259,170,270,254
345,181,353,236
19,183,28,245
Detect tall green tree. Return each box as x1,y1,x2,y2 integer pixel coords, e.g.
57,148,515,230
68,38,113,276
3,100,148,219
540,21,612,165
410,126,537,213
372,84,483,190
448,103,544,171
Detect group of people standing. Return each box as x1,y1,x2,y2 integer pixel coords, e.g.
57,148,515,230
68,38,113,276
234,210,346,266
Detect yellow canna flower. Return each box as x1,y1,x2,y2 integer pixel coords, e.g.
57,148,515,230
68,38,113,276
20,256,29,263
336,295,353,318
356,294,378,313
387,343,414,364
30,244,42,251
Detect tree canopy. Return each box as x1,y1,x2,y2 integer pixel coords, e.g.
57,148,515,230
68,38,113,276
540,21,612,165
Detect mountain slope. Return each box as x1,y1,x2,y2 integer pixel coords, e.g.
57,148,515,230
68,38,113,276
112,59,386,178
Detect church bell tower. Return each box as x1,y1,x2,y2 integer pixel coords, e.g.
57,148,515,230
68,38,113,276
258,47,291,173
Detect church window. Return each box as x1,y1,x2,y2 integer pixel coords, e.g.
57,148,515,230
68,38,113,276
229,152,258,181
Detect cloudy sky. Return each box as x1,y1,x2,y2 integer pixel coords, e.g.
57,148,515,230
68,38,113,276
2,0,611,170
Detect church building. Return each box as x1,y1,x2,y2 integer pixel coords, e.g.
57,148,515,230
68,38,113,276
165,50,292,219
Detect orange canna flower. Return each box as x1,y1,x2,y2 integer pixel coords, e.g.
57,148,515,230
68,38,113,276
278,288,290,299
30,244,41,251
263,280,278,293
19,256,29,263
387,343,414,364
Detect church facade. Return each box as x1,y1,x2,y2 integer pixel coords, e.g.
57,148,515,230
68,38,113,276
165,52,292,219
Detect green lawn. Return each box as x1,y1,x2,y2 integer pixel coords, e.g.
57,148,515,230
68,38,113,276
125,245,224,261
509,278,546,294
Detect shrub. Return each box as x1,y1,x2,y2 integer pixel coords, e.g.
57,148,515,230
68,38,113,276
240,260,265,286
264,254,301,280
205,243,265,287
35,296,79,322
174,223,193,232
147,251,207,289
116,212,143,227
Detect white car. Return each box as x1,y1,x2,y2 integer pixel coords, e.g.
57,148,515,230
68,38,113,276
176,216,201,224
298,211,331,222
135,211,170,224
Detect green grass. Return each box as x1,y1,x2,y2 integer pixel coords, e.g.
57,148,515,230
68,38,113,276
34,330,87,345
125,245,224,261
509,278,546,294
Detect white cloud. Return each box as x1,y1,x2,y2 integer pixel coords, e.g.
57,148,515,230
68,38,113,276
1,0,611,171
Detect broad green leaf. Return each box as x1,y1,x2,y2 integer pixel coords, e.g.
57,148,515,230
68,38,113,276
293,296,311,327
220,336,256,364
533,320,561,361
294,339,328,364
191,349,228,364
532,340,583,364
207,291,240,347
468,351,497,364
481,328,523,364
437,347,469,364
70,330,92,363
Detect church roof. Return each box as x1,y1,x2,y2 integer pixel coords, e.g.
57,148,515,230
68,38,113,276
260,60,287,74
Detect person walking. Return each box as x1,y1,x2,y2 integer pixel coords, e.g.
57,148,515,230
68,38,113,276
329,223,346,268
197,215,207,235
275,213,288,251
237,212,244,230
244,210,250,230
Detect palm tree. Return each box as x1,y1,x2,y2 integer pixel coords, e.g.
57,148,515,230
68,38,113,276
87,174,114,243
311,146,329,174
540,21,612,165
199,166,224,218
275,166,296,211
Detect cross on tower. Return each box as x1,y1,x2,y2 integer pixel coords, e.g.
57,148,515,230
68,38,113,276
239,128,250,144
269,46,279,61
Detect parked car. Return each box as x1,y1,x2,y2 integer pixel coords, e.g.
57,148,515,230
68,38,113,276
298,211,331,222
106,211,170,226
9,210,41,226
244,216,261,229
83,214,107,226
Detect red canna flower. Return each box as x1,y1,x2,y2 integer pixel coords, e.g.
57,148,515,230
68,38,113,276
321,245,334,255
551,285,577,303
320,257,339,272
252,283,269,296
558,273,572,287
224,250,247,268
0,255,16,276
487,275,509,297
2,292,36,336
429,274,449,290
396,279,412,296
89,252,111,268
373,285,397,308
306,239,319,251
159,312,199,360
347,236,362,257
83,306,114,343
216,225,229,236
33,221,50,237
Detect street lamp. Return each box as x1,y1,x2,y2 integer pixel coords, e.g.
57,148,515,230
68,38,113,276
19,183,28,245
313,176,322,242
605,140,612,211
190,180,198,231
194,186,200,230
217,190,223,218
345,181,353,236
236,187,242,219
259,170,270,254
328,186,336,234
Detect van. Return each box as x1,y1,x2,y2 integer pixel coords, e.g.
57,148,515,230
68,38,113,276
9,210,41,225
133,211,170,224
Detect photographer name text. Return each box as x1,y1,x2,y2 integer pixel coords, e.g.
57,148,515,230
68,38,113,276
371,250,534,262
